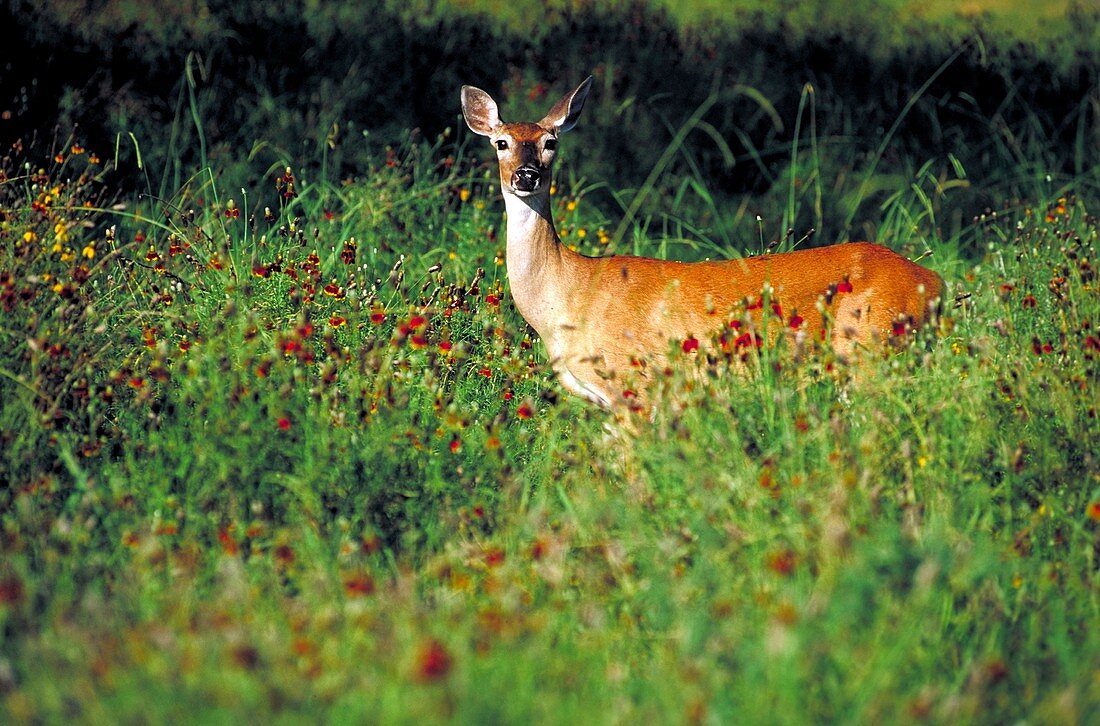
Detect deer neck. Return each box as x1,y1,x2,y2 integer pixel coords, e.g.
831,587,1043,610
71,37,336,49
502,191,571,334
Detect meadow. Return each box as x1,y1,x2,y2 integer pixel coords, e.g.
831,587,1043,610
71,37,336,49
1,1,1099,723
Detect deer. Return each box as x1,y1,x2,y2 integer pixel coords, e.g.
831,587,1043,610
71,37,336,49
460,76,943,411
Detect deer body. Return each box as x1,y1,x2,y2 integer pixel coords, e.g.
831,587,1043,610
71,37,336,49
462,78,942,409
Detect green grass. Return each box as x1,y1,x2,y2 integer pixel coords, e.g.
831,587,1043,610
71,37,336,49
1,127,1098,722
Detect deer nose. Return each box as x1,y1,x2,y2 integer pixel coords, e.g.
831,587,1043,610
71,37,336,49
512,166,541,192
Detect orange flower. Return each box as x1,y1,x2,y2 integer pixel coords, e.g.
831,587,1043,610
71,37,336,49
1087,501,1100,522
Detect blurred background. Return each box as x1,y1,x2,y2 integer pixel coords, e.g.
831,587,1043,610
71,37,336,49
2,0,1097,247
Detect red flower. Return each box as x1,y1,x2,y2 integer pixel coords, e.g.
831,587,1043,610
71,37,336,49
1087,501,1100,521
218,527,239,556
409,335,427,350
344,573,375,597
517,402,534,420
682,336,700,353
766,549,797,576
479,368,492,378
329,316,346,328
277,417,291,431
414,640,452,682
788,312,804,329
370,310,386,325
485,293,500,307
438,340,453,353
408,315,427,329
484,547,506,567
274,544,295,564
1021,294,1037,309
836,278,854,293
891,321,908,337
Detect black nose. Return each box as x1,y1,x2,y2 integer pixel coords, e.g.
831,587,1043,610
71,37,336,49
512,166,541,192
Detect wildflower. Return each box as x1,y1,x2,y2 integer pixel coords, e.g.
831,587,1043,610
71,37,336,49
277,417,292,431
449,437,461,454
370,308,386,325
891,320,908,337
459,188,471,202
224,199,240,219
329,316,346,328
22,230,36,243
517,401,534,420
1021,294,1037,308
681,336,700,353
274,544,295,564
343,573,375,597
409,335,428,350
438,340,453,354
82,243,95,259
788,312,804,329
1087,501,1100,522
485,293,500,307
340,239,356,265
414,639,452,682
322,281,345,299
766,549,796,576
836,278,854,293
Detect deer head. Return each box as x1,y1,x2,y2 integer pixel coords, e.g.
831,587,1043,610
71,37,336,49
461,77,592,198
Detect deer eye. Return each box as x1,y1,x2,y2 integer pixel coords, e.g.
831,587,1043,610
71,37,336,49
495,139,508,151
544,139,558,151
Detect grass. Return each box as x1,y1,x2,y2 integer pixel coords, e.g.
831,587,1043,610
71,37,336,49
0,121,1098,723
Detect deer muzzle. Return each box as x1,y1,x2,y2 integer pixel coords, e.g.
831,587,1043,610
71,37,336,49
512,165,541,193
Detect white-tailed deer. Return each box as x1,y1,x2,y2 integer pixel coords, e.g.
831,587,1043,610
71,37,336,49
461,77,942,410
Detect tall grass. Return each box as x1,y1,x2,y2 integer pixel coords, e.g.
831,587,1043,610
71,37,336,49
1,103,1097,721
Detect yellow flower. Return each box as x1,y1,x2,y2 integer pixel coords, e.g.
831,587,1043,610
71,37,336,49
566,199,577,212
577,227,587,239
54,221,69,243
459,188,471,202
23,230,37,243
82,244,95,259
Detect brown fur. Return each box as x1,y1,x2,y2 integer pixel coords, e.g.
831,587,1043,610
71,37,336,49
461,78,943,409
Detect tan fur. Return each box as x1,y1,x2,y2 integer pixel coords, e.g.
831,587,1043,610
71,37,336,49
461,78,943,409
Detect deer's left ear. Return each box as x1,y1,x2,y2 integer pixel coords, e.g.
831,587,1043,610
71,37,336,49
461,86,502,137
540,76,593,134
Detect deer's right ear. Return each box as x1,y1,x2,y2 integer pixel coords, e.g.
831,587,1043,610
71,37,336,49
461,86,501,137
